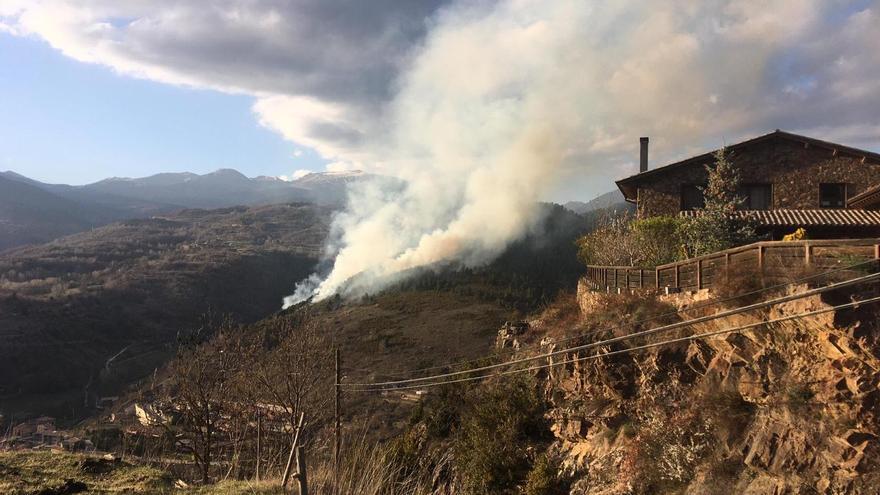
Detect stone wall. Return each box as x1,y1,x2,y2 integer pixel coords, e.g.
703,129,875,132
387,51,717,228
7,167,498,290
637,137,880,218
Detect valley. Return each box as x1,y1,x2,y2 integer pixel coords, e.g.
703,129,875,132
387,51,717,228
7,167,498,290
0,203,331,421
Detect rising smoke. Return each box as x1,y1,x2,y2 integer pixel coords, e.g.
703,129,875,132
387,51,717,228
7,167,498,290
283,2,591,307
284,0,873,307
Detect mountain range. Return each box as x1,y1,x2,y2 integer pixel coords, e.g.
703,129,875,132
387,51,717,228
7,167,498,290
0,169,372,251
562,189,628,214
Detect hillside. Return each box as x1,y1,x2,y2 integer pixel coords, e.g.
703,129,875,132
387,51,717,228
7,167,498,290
374,271,880,494
0,176,100,251
0,203,331,420
0,197,610,424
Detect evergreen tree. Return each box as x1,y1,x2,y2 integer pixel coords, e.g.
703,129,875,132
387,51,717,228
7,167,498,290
681,147,757,257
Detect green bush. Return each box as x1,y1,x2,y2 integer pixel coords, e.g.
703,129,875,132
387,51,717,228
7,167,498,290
455,376,549,495
630,216,686,266
576,214,685,267
410,384,464,439
524,454,570,495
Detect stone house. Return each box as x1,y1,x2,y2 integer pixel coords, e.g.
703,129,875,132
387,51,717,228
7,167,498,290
616,130,880,238
10,416,55,437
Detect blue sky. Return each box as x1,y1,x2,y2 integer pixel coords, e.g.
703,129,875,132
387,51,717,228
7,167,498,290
0,33,326,185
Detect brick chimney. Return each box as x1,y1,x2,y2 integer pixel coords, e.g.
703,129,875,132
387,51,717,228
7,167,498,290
639,137,649,173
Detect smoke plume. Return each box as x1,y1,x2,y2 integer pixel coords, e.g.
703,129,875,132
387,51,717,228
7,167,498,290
283,2,588,306
284,0,880,306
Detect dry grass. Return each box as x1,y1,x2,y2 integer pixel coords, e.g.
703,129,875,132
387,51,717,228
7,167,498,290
0,450,172,494
0,441,448,495
309,436,451,495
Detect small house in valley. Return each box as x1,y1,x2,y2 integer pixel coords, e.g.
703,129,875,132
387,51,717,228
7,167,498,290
616,130,880,239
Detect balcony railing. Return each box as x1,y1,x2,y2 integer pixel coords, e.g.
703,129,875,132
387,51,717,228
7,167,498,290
585,238,880,293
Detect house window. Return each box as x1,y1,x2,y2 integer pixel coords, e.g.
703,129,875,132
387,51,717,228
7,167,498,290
819,183,847,209
681,185,704,210
738,184,772,210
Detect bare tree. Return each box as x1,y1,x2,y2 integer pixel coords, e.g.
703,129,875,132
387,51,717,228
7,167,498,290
251,315,334,467
165,316,242,484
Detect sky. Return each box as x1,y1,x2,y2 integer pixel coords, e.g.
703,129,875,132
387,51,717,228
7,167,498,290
0,0,878,201
0,33,326,184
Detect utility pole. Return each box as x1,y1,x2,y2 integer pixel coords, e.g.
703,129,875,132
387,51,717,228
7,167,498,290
334,348,341,495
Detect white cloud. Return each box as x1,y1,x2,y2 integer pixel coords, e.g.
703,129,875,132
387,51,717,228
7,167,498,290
3,0,877,197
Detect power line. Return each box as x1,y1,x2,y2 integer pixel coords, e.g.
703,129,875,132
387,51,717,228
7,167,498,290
345,294,880,392
346,258,878,379
343,270,880,388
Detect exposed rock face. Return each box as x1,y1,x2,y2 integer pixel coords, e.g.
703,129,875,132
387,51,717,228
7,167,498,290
496,321,530,350
551,284,880,494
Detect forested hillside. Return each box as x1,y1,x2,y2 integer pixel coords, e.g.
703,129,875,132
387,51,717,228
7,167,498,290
0,203,330,420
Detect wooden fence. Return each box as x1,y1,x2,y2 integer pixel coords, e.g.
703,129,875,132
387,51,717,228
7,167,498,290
585,238,880,293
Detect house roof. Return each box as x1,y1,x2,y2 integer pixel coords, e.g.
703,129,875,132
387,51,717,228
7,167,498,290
847,183,880,209
679,209,880,227
616,130,880,203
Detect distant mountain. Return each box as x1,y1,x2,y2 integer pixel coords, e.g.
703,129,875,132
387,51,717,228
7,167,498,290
0,175,100,251
84,168,313,209
77,168,383,208
0,168,382,250
564,189,629,214
290,170,384,204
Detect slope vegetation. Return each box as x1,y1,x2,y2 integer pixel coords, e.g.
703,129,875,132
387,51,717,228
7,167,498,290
0,203,331,420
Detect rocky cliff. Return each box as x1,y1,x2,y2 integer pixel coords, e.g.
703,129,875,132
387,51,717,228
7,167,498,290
534,281,880,494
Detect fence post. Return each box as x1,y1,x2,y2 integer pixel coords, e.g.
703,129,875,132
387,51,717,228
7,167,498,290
295,446,308,495
625,269,629,289
805,243,811,266
639,269,644,289
757,245,764,271
282,412,306,489
874,244,880,274
696,259,702,290
674,264,680,288
255,410,261,482
334,349,341,495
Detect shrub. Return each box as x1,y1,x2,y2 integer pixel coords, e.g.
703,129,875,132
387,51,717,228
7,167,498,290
576,214,685,267
576,212,638,266
454,375,549,495
630,216,687,266
619,409,714,492
524,453,570,495
410,384,465,439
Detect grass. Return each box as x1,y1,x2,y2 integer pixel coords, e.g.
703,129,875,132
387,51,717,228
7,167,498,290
0,450,172,494
0,442,448,495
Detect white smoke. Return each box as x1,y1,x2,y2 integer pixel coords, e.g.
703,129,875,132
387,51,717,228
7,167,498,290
284,0,879,306
283,1,589,306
